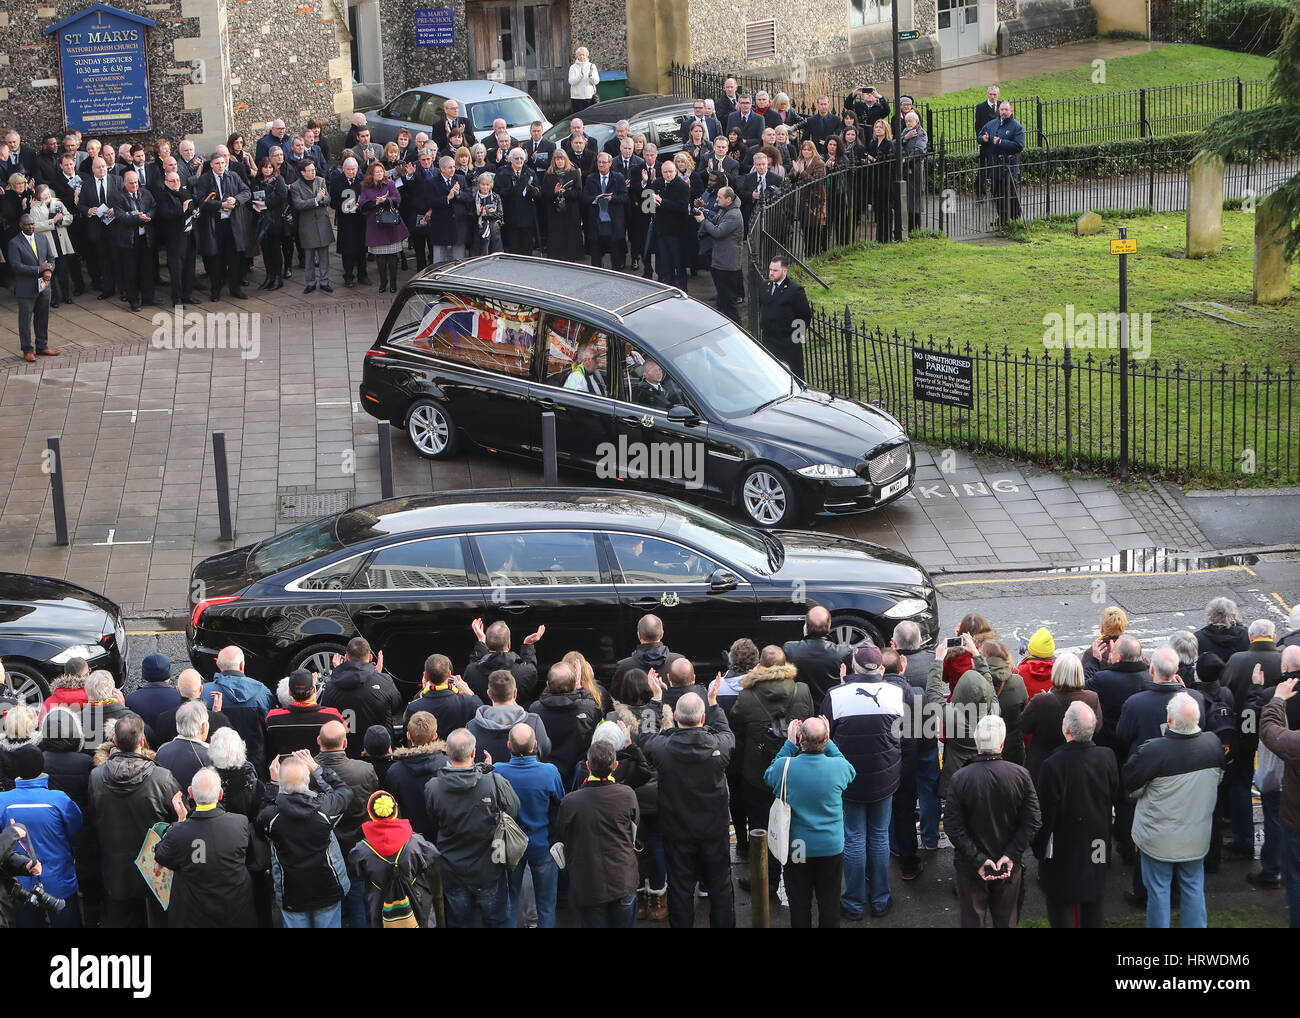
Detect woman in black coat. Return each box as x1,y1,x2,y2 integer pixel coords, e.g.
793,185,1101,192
251,156,289,289
542,149,584,262
1032,729,1121,928
864,119,894,243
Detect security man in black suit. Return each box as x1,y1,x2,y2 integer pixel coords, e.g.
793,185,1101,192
974,85,1002,203
725,96,766,148
154,168,197,308
759,255,812,379
195,151,251,301
715,78,740,124
804,95,844,155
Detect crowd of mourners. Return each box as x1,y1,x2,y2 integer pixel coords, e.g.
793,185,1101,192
1,79,1024,357
1,593,1297,930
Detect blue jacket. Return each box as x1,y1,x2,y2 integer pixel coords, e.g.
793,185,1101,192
500,754,566,860
977,115,1025,177
821,675,908,804
125,682,183,730
204,671,274,774
1116,680,1207,756
764,740,855,858
0,776,83,897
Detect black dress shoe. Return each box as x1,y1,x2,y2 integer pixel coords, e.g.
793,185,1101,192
183,295,196,304
230,290,248,300
97,291,113,300
129,301,142,311
257,278,271,290
320,283,334,293
283,269,293,280
357,276,371,286
303,283,316,294
1247,870,1282,888
210,293,222,303
269,278,283,291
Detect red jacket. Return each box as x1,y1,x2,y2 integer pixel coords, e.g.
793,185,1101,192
40,681,87,718
1016,657,1055,700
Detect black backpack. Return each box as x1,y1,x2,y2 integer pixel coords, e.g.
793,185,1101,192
753,696,790,766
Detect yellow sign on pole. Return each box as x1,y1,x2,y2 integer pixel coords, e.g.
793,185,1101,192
1110,238,1137,255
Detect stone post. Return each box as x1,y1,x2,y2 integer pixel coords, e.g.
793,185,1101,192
1185,149,1225,259
1255,191,1293,305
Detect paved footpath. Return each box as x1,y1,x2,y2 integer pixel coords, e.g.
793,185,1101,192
0,281,1290,621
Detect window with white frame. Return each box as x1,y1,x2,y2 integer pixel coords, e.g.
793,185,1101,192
850,0,892,27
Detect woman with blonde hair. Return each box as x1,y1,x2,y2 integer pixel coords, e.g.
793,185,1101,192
562,650,613,714
1018,654,1103,785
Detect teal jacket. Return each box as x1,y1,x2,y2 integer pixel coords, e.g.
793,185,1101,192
764,740,856,858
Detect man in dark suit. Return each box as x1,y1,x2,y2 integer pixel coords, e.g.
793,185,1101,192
155,168,197,308
974,85,1002,203
76,157,121,299
484,128,515,175
559,118,597,160
632,360,674,409
430,98,470,152
50,153,86,296
603,120,635,158
110,169,157,311
493,148,539,254
583,152,628,270
126,145,163,285
567,134,597,181
680,100,723,145
615,138,647,271
694,135,739,194
735,150,781,229
715,77,740,125
7,215,60,362
405,147,439,269
195,151,251,301
34,134,62,188
726,96,765,148
759,255,811,378
2,130,38,178
523,121,556,175
844,87,891,131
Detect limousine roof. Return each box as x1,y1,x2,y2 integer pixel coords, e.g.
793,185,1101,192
415,254,686,319
331,488,682,543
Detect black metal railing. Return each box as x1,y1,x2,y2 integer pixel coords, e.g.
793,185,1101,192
784,311,1299,484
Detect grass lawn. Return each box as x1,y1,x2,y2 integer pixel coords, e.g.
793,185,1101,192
806,210,1300,369
926,44,1277,109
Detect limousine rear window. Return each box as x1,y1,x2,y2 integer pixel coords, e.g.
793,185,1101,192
390,291,537,378
249,519,347,581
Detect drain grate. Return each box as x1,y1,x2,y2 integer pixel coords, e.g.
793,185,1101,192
279,490,355,520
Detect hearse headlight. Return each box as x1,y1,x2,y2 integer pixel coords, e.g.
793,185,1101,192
884,598,929,619
796,464,857,479
50,643,107,664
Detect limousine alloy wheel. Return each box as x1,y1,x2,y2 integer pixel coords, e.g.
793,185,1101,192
287,641,348,682
406,399,460,460
740,465,798,528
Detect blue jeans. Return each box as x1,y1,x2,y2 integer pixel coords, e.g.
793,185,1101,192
639,814,666,892
1141,855,1207,928
577,891,637,928
507,855,558,929
1281,826,1300,928
442,871,510,929
343,855,367,929
842,797,892,915
1260,789,1282,878
281,901,343,928
916,746,941,846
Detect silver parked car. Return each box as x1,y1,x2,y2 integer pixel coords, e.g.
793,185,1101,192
365,80,551,147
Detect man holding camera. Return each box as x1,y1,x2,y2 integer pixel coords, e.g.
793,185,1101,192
0,745,82,928
844,86,891,131
695,186,743,322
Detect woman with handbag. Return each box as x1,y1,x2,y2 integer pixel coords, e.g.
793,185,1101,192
542,150,584,263
250,156,288,290
29,183,75,307
359,161,409,293
763,717,855,928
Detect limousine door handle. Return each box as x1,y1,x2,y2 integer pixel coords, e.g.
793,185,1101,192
535,398,556,411
620,415,649,427
499,601,531,613
356,605,390,617
628,598,663,610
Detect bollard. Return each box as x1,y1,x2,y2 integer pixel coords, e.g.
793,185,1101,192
541,411,558,486
748,828,770,928
377,421,395,499
212,430,234,542
47,435,68,547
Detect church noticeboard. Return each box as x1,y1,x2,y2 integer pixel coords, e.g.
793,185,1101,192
912,348,974,410
46,4,157,135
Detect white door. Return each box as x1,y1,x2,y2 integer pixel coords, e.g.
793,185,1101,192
937,0,981,62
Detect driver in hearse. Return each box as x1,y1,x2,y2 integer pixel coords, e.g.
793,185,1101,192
632,360,673,410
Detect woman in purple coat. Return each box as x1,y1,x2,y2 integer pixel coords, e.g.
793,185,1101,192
359,162,409,293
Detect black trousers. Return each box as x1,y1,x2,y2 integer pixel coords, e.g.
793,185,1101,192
410,224,431,268
102,894,164,929
204,219,241,296
504,226,535,255
259,228,283,280
892,757,921,871
743,782,782,891
85,223,117,294
590,228,625,270
727,771,750,855
785,854,843,928
122,240,155,305
711,268,742,322
663,834,735,928
339,230,366,280
1046,895,1106,929
165,230,196,303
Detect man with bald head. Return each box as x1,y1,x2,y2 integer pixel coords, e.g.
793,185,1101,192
783,605,855,703
424,728,521,928
154,668,231,746
256,118,288,163
258,748,354,927
764,714,855,927
1123,690,1223,927
501,722,565,926
315,717,378,928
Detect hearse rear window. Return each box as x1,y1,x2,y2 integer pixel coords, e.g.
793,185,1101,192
390,292,538,378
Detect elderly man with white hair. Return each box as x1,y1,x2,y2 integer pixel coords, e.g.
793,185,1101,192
257,748,354,927
493,147,539,254
1123,691,1224,928
943,714,1040,928
203,646,273,777
154,699,212,792
1031,702,1120,927
155,667,231,747
155,766,258,927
